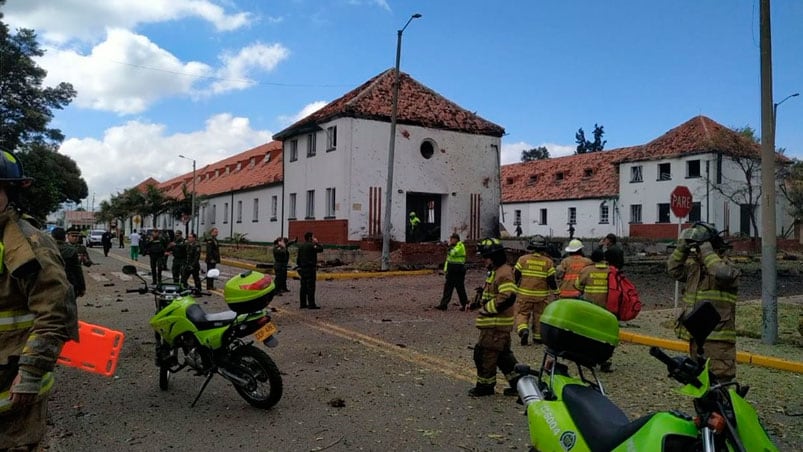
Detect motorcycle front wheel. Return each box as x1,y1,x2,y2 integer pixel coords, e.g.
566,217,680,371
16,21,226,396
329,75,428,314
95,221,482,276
228,344,283,409
155,333,173,390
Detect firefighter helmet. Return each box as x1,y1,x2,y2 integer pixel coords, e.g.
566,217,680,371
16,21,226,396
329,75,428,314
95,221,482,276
0,151,33,187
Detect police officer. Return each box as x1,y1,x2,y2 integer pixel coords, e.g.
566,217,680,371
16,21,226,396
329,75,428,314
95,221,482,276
0,151,78,450
205,227,220,290
435,233,468,310
408,211,421,243
296,231,323,309
468,238,520,397
181,232,203,293
168,230,187,284
667,222,740,382
144,228,167,286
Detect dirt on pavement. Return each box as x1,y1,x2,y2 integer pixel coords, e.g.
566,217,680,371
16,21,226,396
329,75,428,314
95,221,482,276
42,246,803,451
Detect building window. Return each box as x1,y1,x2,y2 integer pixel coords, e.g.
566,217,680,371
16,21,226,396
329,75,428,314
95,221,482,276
527,175,538,185
568,207,576,224
690,202,702,222
270,196,278,221
307,133,316,157
658,203,670,223
505,177,514,185
289,139,298,162
687,160,701,178
211,204,216,224
420,140,434,159
326,126,337,151
556,172,565,182
599,203,609,224
325,187,336,218
223,202,229,224
630,166,643,183
630,204,642,224
201,205,206,225
658,162,671,181
288,193,297,219
252,198,259,222
539,208,547,225
305,190,315,219
514,209,522,225
263,153,271,164
583,168,594,178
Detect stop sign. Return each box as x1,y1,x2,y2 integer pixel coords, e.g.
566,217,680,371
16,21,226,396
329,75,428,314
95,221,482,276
670,185,693,218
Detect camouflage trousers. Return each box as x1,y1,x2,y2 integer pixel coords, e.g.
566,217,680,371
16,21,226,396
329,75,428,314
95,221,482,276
473,328,519,388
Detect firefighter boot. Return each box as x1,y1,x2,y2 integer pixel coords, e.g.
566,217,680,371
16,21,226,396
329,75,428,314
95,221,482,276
519,329,529,346
468,384,495,397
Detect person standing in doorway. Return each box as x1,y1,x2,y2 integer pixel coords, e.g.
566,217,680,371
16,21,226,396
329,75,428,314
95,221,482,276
296,231,323,309
408,211,421,243
205,227,220,290
435,233,469,311
129,229,141,261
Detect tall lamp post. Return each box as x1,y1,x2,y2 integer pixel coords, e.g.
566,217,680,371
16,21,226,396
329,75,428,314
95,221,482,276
772,92,799,141
178,154,196,234
381,13,422,271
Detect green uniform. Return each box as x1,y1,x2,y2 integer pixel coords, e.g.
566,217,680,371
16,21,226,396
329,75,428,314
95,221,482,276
55,240,87,297
169,238,187,284
1,209,78,449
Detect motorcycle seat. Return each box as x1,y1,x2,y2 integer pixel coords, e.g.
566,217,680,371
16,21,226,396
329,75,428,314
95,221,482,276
186,304,237,330
563,384,652,452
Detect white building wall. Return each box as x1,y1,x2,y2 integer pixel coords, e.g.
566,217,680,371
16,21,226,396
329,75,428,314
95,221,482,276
501,198,619,240
194,185,283,242
282,117,501,242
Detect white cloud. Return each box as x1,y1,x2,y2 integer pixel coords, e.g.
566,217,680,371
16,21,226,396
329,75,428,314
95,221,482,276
501,141,575,165
3,0,252,44
210,43,291,94
40,28,212,115
278,101,328,127
58,114,272,204
347,0,391,11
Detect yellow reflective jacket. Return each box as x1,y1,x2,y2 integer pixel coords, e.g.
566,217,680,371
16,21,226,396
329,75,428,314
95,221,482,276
514,252,556,301
475,264,517,331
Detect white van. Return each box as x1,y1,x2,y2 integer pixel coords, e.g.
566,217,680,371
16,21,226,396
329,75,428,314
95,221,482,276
87,229,105,247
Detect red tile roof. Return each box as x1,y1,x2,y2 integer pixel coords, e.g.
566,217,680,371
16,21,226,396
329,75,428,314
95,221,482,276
501,147,642,203
273,69,505,139
620,115,761,162
135,141,283,200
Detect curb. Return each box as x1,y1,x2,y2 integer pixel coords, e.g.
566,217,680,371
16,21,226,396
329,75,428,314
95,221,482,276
619,331,803,374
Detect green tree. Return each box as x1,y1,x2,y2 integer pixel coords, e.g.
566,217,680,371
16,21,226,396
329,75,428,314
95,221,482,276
575,124,606,154
140,184,174,228
17,142,88,220
520,146,550,162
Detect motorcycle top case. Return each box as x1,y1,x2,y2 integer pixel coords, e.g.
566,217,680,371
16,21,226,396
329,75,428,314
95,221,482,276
224,270,275,314
540,298,620,366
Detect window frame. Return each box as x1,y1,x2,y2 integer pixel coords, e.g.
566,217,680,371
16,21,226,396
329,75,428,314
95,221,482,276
630,204,642,224
288,193,297,220
686,159,701,178
325,187,336,218
306,133,316,157
568,207,577,224
658,162,672,181
289,139,298,162
252,198,259,222
599,203,609,224
539,208,547,225
657,203,671,223
270,195,278,221
305,189,315,219
630,165,643,183
326,126,337,152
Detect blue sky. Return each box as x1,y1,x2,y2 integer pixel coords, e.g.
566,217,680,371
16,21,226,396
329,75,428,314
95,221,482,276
3,1,802,207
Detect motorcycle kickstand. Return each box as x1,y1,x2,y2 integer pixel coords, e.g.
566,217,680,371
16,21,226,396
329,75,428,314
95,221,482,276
191,373,215,408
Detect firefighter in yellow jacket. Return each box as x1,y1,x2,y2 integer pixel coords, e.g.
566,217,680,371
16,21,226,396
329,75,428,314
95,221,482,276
468,238,520,397
667,222,740,381
0,151,78,450
574,248,610,308
514,235,557,346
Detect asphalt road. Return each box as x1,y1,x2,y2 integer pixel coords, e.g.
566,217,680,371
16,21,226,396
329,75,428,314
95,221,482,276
44,246,802,451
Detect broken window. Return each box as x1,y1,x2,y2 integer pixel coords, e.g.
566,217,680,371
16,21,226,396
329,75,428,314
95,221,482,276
630,166,643,183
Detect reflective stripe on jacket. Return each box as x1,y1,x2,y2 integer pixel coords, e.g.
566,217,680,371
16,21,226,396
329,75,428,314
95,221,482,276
515,252,556,300
667,242,740,343
0,371,54,413
575,262,610,308
443,241,466,272
557,255,592,298
476,264,516,330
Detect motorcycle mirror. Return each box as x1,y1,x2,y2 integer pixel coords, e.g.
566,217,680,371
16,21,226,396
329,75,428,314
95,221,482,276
121,265,138,275
206,268,221,279
682,301,721,348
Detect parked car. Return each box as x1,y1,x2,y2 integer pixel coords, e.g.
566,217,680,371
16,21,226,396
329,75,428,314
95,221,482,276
87,229,105,247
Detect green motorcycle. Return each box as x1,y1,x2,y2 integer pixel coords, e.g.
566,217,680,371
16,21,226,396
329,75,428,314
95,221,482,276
123,265,283,409
515,299,778,451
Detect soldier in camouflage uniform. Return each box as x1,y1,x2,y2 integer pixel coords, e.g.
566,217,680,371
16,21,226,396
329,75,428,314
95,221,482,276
0,151,78,450
168,230,187,284
51,227,87,298
181,232,203,293
667,222,740,382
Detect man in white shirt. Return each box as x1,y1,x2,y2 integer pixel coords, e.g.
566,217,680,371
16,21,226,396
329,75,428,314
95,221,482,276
129,229,141,261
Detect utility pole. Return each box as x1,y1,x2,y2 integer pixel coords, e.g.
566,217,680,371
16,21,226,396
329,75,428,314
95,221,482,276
759,0,778,344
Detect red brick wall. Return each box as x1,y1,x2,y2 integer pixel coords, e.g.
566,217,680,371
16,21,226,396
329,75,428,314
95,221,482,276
289,219,348,244
629,223,692,239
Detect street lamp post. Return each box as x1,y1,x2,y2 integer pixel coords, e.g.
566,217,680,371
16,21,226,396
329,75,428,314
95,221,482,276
772,92,799,142
381,13,422,271
178,155,196,234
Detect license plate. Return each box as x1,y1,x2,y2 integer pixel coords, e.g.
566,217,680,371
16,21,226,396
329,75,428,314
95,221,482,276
254,321,277,342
